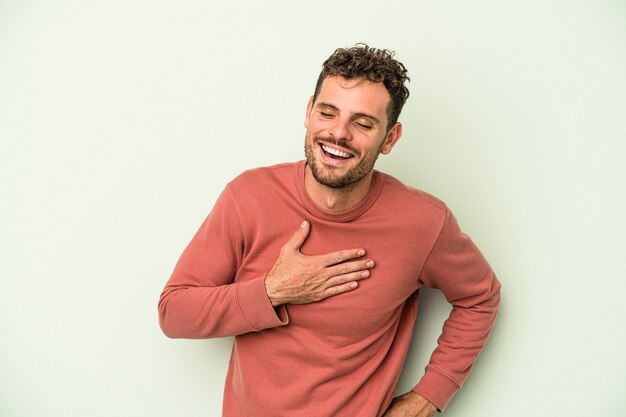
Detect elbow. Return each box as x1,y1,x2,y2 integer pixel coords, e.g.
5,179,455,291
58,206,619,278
480,273,501,314
157,289,207,339
490,274,502,311
158,294,181,339
159,323,180,339
159,311,186,339
454,271,501,313
158,313,177,339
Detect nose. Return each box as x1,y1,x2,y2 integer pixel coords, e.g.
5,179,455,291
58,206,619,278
327,118,352,141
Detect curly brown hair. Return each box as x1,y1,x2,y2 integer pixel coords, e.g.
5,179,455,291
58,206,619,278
312,44,410,131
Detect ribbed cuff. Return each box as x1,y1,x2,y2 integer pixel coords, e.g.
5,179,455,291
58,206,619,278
236,275,289,331
412,367,461,412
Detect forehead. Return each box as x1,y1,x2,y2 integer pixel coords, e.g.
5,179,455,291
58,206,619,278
316,76,390,120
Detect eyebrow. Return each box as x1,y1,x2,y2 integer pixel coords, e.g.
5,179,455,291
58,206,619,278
316,102,382,125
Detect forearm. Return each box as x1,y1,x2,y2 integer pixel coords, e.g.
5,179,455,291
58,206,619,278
158,183,291,339
158,274,288,338
413,287,500,410
415,209,501,410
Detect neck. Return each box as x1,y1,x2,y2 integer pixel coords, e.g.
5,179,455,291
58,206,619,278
304,164,374,214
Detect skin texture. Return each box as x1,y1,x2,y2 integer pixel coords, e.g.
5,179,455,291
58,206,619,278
265,220,374,306
303,76,402,213
382,392,438,417
264,75,437,415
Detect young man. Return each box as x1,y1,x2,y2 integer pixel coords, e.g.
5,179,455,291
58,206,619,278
159,45,501,417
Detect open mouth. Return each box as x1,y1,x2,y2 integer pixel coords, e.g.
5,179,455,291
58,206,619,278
320,143,354,160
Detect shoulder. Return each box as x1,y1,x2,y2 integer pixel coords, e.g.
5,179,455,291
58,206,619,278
377,171,449,215
228,161,296,189
233,161,296,182
223,162,299,206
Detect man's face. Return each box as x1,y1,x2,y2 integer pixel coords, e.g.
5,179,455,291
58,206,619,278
304,76,402,190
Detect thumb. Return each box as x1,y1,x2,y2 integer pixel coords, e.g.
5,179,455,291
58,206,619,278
285,220,310,252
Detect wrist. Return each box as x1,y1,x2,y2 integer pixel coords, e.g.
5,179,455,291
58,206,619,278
264,274,283,307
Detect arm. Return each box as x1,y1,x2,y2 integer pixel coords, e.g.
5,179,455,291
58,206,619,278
382,392,437,417
158,186,283,338
158,186,374,339
412,209,501,411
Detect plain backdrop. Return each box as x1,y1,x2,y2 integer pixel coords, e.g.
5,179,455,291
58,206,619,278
1,1,625,416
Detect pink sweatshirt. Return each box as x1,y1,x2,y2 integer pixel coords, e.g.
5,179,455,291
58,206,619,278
159,161,500,416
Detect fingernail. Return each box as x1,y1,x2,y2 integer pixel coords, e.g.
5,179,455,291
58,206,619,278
300,220,307,228
357,249,365,256
367,260,374,268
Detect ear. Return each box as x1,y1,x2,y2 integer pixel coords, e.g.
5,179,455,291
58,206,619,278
304,96,313,128
380,122,403,155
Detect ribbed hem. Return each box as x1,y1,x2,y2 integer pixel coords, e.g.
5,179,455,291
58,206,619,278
236,275,289,331
412,367,461,412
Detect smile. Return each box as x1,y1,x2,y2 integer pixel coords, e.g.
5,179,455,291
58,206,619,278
320,143,354,160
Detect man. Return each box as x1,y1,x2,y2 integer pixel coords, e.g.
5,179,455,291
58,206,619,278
159,44,500,417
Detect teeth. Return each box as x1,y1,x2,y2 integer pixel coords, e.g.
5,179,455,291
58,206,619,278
322,144,352,158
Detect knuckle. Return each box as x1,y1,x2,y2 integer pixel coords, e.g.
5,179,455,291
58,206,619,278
319,288,331,300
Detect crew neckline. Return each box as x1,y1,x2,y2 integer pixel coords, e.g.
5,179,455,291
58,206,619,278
292,160,384,223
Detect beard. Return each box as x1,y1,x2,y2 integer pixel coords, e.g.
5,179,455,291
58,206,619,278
304,135,382,190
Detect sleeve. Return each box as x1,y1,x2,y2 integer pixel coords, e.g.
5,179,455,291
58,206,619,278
158,185,289,339
412,208,501,411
